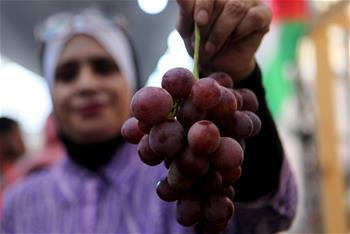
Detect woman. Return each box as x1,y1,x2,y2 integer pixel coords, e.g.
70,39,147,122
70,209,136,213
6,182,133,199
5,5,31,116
2,8,189,233
1,1,297,233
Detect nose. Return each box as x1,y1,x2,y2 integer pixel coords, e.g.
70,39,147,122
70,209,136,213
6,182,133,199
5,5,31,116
75,64,99,96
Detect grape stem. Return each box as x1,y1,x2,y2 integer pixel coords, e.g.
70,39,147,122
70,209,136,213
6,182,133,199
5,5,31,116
193,23,200,81
168,24,200,119
167,99,184,119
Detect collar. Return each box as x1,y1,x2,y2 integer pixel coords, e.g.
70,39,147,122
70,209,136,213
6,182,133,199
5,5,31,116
53,142,138,205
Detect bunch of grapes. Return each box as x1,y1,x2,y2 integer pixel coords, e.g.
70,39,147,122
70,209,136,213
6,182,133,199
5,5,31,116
121,67,261,233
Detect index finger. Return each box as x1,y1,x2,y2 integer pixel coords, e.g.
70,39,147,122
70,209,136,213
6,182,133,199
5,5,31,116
194,0,215,26
176,0,195,38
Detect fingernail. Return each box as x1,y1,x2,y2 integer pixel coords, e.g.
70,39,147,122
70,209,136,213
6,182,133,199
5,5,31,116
196,9,208,25
205,42,216,54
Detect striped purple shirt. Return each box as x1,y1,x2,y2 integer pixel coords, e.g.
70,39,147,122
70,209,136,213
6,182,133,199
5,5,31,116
1,142,297,233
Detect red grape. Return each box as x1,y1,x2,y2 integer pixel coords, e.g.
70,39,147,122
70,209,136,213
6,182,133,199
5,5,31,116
131,86,173,125
188,120,220,155
177,98,206,129
197,170,223,194
226,111,254,139
232,89,243,110
176,147,210,177
220,166,242,183
220,184,235,201
210,137,243,171
208,87,237,123
121,117,145,144
198,220,230,234
191,78,222,110
138,120,153,134
161,67,195,100
149,119,185,158
244,111,262,136
237,88,259,112
203,194,234,223
137,135,164,166
176,197,201,226
156,177,180,202
167,162,195,191
209,72,233,88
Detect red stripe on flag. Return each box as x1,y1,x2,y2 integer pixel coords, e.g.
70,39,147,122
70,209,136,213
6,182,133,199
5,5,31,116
268,0,308,22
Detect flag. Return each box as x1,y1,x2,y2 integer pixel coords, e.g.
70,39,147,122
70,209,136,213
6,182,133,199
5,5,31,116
262,0,308,118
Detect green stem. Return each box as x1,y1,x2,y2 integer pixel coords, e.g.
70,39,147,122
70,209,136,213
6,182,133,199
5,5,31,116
167,100,183,119
193,23,200,80
168,24,200,119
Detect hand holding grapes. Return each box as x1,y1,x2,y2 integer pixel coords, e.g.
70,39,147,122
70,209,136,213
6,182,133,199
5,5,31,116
176,0,272,80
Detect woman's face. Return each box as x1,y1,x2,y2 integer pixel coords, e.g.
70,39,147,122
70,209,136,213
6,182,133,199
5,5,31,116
52,35,132,143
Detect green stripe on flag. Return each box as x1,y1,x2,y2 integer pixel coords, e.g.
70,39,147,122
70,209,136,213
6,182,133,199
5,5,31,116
263,22,306,118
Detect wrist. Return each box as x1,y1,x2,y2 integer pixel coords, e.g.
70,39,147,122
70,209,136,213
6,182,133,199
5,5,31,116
235,63,266,106
229,59,256,81
198,58,257,82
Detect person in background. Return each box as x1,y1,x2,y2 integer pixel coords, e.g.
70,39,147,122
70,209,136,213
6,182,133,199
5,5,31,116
20,113,65,175
1,0,298,233
0,117,26,216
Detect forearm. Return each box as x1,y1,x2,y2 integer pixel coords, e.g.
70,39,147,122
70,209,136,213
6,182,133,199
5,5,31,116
229,157,298,233
233,64,284,202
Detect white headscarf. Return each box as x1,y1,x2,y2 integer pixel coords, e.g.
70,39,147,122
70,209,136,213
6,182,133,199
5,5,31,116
41,9,137,93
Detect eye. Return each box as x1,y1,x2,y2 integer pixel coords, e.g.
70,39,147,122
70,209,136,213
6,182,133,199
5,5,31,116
91,57,120,76
55,61,79,83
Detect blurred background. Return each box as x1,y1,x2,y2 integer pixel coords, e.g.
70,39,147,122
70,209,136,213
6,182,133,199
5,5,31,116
0,0,349,233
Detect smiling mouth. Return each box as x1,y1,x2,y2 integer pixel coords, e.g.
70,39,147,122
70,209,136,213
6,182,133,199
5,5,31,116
78,103,106,117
